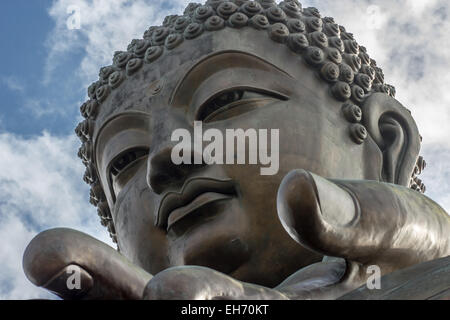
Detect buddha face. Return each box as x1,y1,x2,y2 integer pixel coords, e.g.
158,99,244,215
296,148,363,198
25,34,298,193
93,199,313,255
93,27,384,287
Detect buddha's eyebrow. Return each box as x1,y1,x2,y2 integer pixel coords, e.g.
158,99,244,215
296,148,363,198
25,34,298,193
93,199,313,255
170,50,294,106
94,111,151,164
94,111,151,142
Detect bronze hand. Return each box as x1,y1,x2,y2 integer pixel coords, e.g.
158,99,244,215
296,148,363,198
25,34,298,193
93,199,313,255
23,228,152,300
276,169,450,299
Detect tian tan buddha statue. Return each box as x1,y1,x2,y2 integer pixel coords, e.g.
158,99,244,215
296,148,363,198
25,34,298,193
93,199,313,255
23,0,450,300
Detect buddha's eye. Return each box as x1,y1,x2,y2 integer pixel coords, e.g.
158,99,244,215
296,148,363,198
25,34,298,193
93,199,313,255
210,90,245,110
110,148,149,178
197,90,244,121
197,89,286,123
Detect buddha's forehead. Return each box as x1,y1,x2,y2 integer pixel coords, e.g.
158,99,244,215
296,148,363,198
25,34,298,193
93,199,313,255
93,27,308,130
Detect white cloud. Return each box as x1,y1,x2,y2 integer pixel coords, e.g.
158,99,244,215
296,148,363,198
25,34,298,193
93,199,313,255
0,132,112,299
1,76,25,94
22,98,59,118
45,0,191,88
0,214,53,300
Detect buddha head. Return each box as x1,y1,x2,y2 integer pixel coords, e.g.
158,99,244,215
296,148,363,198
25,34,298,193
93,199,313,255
75,0,426,287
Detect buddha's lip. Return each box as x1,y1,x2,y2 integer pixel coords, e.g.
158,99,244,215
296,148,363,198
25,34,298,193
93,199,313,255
167,192,233,231
156,177,236,230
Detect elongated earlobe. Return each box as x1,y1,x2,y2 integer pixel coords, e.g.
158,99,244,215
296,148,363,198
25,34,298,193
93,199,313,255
361,93,421,186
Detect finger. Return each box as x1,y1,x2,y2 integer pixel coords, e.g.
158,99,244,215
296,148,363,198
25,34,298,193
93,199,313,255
143,266,288,300
23,228,152,300
275,257,348,300
277,169,450,269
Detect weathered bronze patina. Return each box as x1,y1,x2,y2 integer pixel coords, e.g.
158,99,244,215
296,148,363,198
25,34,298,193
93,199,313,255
23,0,450,300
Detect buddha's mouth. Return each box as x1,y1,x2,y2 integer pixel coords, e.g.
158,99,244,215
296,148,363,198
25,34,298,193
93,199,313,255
156,177,236,231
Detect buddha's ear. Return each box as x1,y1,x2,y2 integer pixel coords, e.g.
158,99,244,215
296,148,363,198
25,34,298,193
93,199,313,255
361,93,421,186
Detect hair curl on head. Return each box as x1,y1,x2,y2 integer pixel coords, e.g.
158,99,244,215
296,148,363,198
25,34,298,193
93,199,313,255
75,0,426,243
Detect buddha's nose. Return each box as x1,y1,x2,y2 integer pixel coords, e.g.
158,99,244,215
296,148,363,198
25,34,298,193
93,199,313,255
146,143,206,195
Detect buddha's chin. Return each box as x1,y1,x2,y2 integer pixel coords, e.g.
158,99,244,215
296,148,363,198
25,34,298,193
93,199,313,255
167,199,251,275
182,234,251,276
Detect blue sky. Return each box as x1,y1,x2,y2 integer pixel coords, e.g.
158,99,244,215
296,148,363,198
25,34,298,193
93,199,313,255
1,0,59,136
1,0,450,299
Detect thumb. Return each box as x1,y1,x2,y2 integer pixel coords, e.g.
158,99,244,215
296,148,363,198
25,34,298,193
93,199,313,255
277,169,450,269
